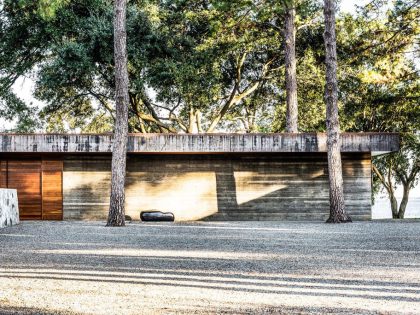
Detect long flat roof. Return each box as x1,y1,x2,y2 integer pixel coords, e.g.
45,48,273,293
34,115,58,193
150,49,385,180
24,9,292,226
0,133,399,154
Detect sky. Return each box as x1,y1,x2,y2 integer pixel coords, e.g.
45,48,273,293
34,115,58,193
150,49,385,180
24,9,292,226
340,0,371,14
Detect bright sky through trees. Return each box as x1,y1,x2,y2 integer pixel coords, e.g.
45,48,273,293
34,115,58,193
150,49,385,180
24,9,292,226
340,0,371,14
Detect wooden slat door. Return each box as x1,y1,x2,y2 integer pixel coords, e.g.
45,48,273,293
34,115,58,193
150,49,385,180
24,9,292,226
0,160,7,187
7,160,42,220
42,159,63,220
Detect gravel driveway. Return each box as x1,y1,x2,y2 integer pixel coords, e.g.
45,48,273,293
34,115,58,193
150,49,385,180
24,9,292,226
0,220,419,314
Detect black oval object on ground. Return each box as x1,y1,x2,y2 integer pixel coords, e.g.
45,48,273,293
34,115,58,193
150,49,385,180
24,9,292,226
140,211,174,222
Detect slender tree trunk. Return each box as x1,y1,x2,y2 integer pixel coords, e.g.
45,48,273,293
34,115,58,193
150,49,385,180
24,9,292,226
398,183,410,219
323,0,351,223
107,0,129,226
389,193,399,218
196,110,203,133
284,5,298,133
188,108,198,133
387,184,399,219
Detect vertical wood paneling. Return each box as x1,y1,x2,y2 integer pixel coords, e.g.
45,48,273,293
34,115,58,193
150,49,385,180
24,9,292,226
0,158,63,220
0,160,7,188
42,159,63,220
7,160,42,220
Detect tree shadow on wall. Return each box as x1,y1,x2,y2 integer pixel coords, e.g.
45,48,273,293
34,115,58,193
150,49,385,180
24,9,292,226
207,155,330,221
206,153,370,221
63,153,370,221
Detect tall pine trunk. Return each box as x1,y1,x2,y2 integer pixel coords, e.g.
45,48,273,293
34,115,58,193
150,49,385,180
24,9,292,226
323,0,351,223
285,5,298,133
107,0,129,227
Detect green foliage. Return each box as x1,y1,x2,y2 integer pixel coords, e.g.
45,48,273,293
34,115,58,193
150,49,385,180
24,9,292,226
0,0,60,131
0,89,40,132
0,0,418,136
335,0,419,208
372,133,419,217
0,0,323,133
374,134,420,189
38,0,70,20
337,0,420,133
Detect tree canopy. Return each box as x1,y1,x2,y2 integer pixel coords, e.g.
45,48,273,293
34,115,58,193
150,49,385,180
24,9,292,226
1,0,417,134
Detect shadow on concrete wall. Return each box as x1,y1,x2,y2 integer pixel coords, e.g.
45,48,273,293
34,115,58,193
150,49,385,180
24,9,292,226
62,153,371,221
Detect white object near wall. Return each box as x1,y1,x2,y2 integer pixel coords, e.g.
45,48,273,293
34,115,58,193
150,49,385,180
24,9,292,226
0,188,19,228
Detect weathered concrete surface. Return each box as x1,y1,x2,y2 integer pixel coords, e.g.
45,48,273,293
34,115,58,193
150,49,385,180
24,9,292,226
0,188,19,228
63,153,371,221
0,133,399,154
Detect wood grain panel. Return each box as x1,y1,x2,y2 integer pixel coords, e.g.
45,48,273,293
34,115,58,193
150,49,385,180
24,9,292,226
0,160,7,188
7,160,42,220
42,159,63,220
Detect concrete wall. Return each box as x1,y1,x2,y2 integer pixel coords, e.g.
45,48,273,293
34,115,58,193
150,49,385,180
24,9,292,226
0,189,19,228
0,133,399,154
63,153,371,221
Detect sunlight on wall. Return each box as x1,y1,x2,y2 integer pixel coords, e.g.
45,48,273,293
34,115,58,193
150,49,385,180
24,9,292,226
64,171,110,191
125,172,218,220
64,170,218,220
234,171,286,205
62,156,372,221
234,169,325,205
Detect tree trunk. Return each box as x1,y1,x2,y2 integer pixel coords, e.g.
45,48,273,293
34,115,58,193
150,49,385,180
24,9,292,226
196,110,203,133
397,183,410,219
107,0,129,227
188,108,198,133
323,0,351,223
387,185,399,219
389,194,399,218
284,5,298,133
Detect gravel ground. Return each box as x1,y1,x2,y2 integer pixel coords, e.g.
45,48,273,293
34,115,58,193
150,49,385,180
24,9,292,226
0,220,419,315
